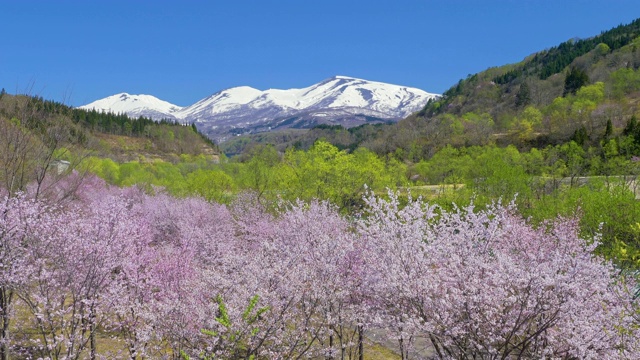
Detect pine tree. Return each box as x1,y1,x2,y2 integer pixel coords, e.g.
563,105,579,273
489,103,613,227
563,67,589,96
515,82,531,107
623,115,638,137
572,125,588,146
604,119,613,139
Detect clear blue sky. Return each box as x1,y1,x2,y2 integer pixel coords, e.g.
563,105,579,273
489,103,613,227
2,0,640,107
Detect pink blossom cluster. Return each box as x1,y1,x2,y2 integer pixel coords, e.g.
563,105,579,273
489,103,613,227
0,176,637,359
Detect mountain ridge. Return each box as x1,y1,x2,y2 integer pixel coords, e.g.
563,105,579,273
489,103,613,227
79,76,439,141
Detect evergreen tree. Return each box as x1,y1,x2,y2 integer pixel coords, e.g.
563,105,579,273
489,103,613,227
515,82,531,107
604,119,613,139
623,115,638,137
623,115,640,148
571,125,588,146
563,67,589,96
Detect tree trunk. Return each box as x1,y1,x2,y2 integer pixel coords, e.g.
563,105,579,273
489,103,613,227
357,325,364,360
90,308,96,360
1,289,13,360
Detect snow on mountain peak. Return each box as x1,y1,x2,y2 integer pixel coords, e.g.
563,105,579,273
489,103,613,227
80,93,183,115
78,76,439,140
333,75,358,80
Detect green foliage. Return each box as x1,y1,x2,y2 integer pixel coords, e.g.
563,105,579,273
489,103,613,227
575,81,604,103
563,66,590,96
509,106,542,142
625,115,639,136
83,140,405,212
571,126,588,146
605,119,613,139
414,142,640,269
466,145,532,205
184,169,234,203
182,295,269,360
611,223,640,269
610,67,640,98
595,42,611,56
414,145,471,185
525,179,640,267
539,19,640,79
280,141,405,210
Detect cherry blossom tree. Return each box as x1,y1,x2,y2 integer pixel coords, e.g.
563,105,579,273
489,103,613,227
359,191,638,359
3,174,637,359
270,200,366,359
155,194,230,352
0,193,47,360
184,197,366,359
358,191,439,358
18,193,147,360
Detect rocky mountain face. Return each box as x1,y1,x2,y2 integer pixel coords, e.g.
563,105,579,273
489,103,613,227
79,76,439,142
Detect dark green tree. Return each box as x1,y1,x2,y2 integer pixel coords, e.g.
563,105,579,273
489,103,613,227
623,115,638,137
563,67,590,96
623,115,640,150
604,119,613,139
571,125,588,146
515,82,531,107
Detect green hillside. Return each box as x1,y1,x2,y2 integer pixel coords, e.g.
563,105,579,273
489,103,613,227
423,19,640,117
0,91,219,194
382,18,640,159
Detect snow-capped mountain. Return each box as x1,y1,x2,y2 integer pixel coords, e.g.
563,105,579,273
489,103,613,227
79,93,183,121
79,76,439,141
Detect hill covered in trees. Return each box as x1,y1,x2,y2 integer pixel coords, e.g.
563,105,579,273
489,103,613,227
366,17,640,159
0,91,219,194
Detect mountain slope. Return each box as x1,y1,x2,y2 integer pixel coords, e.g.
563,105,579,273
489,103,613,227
424,18,640,119
361,17,640,161
79,93,183,121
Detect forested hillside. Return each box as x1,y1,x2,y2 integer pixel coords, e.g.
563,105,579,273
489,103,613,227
0,91,218,194
0,91,217,157
373,18,640,159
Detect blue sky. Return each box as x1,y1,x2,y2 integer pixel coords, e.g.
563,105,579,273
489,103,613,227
2,0,640,107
